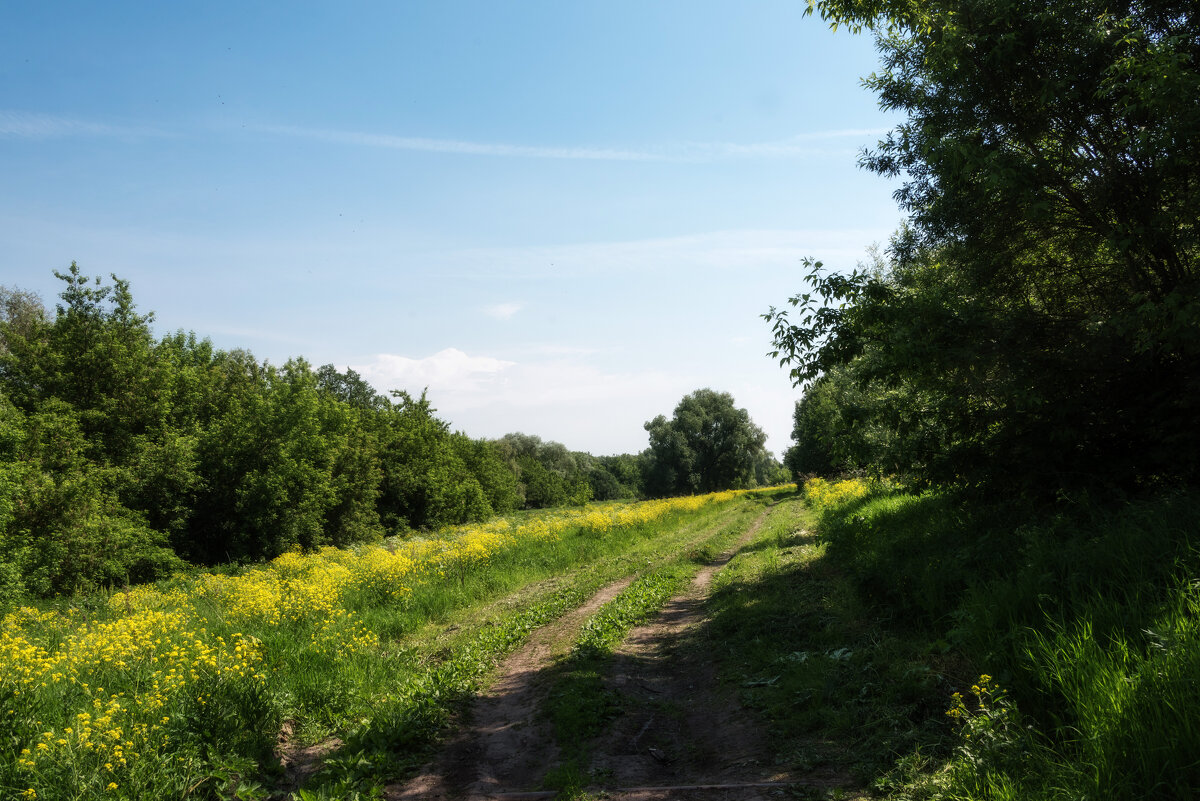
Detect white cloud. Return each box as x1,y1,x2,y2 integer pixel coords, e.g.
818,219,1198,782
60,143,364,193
354,348,515,396
354,348,675,410
484,302,523,320
351,348,687,452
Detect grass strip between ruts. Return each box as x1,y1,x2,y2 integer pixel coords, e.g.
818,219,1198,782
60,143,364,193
540,499,772,794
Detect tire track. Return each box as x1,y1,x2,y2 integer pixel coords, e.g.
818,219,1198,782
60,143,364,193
583,507,790,798
389,574,636,800
389,502,784,800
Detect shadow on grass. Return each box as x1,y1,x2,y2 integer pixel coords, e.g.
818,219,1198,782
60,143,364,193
295,487,1124,798
300,500,936,797
699,525,961,787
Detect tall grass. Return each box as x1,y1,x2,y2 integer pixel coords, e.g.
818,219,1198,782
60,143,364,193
803,478,1200,800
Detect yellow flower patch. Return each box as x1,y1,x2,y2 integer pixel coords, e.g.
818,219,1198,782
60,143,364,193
1,489,765,797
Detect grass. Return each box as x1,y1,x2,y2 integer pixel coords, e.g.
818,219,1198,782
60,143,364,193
541,568,697,795
542,490,787,794
550,506,762,781
702,493,955,788
18,477,1186,801
0,491,763,801
796,478,1200,800
302,494,770,799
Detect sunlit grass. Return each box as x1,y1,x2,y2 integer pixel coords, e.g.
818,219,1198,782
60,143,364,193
0,490,772,800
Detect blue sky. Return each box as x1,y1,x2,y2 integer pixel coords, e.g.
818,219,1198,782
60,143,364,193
1,1,903,456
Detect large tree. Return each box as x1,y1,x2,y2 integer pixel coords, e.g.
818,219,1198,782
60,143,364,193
643,389,769,496
768,0,1200,491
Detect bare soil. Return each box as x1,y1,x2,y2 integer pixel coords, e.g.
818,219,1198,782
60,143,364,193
584,516,788,799
275,719,342,793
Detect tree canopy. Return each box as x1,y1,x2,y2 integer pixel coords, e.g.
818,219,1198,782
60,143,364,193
0,267,670,598
643,389,776,496
770,0,1199,492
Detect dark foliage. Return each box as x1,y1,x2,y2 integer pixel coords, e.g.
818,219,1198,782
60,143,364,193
769,0,1200,493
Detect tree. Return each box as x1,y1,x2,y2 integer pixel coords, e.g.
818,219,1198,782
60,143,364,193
0,265,166,462
809,0,1198,302
642,389,769,496
596,454,645,499
0,286,46,357
752,449,791,487
515,455,568,508
768,0,1200,491
316,364,390,411
451,434,522,514
1,268,552,589
493,432,598,508
377,390,490,530
783,358,938,479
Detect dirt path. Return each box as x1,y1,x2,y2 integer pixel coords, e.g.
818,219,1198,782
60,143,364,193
391,503,851,801
580,508,828,800
389,575,636,800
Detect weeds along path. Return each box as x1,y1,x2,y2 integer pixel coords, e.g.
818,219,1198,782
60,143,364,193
388,501,762,801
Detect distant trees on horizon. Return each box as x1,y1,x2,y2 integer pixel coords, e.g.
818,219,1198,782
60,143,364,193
0,267,786,599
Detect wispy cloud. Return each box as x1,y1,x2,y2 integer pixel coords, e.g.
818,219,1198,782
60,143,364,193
680,128,889,159
484,302,523,320
249,123,889,162
0,110,162,139
435,228,891,278
201,325,314,348
526,344,603,357
0,110,886,158
252,124,658,161
356,346,674,409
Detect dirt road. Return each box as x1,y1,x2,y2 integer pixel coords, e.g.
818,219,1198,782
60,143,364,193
391,504,854,800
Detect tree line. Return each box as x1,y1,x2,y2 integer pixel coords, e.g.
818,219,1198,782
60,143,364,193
0,268,785,599
770,0,1198,495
